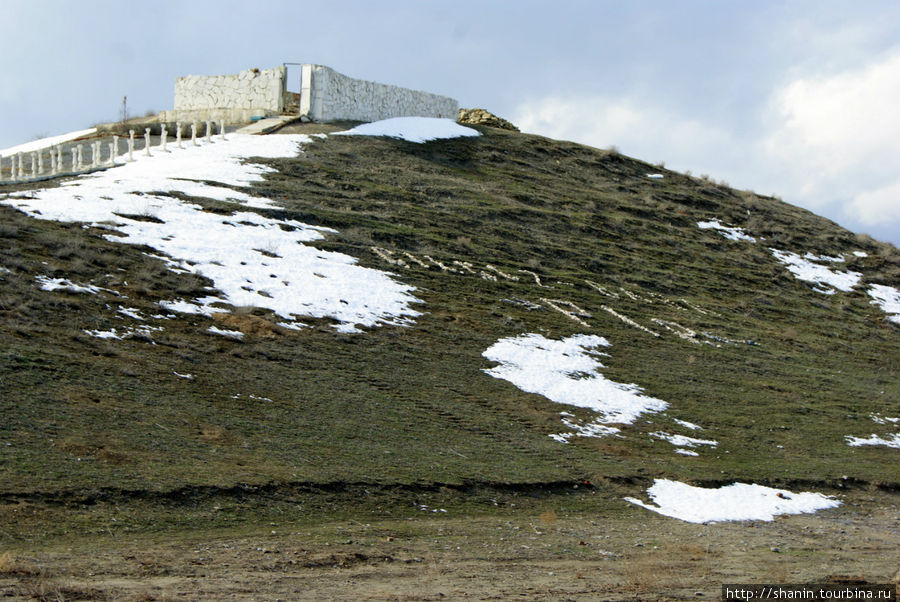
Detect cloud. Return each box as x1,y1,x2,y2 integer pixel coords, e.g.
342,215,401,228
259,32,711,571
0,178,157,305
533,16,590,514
511,48,900,245
512,96,738,175
764,49,900,199
847,182,900,226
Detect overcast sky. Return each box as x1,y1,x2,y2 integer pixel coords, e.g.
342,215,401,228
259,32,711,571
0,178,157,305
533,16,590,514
2,0,899,246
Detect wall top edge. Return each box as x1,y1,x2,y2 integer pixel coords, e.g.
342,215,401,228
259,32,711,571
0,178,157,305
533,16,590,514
307,64,458,104
175,66,286,82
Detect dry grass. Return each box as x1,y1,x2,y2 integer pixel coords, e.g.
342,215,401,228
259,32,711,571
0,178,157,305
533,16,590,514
197,424,238,445
539,509,558,527
53,437,129,465
0,551,38,576
622,554,669,595
211,311,288,337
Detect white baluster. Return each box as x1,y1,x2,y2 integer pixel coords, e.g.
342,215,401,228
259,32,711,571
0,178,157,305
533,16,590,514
128,130,135,161
92,141,99,167
176,122,182,149
108,141,115,165
70,148,77,172
220,120,226,141
205,120,212,143
160,124,168,152
31,152,37,177
191,122,198,146
50,148,57,175
18,154,24,179
8,156,15,182
112,135,119,163
77,144,83,169
144,128,151,157
37,150,43,174
56,145,62,170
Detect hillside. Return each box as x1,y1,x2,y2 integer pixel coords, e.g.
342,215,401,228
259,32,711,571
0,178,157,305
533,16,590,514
0,117,898,598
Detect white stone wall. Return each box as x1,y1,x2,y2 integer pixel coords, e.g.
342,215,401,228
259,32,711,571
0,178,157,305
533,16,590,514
303,65,458,122
174,67,285,115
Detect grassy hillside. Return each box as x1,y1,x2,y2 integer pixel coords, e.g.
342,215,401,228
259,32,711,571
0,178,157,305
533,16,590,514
0,121,897,545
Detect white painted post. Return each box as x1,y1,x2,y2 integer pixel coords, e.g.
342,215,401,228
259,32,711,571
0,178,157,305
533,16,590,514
92,141,99,167
8,156,15,182
30,152,37,177
128,130,135,161
191,122,198,146
176,122,182,148
56,145,62,170
205,120,212,143
37,150,44,174
108,140,115,165
220,120,226,141
71,147,77,172
112,135,119,163
160,123,168,152
50,148,57,175
144,128,151,157
77,145,83,170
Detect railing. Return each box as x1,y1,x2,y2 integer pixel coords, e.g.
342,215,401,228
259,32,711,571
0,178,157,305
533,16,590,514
1,120,228,186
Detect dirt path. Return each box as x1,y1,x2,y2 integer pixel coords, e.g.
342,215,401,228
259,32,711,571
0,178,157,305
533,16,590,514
2,490,897,600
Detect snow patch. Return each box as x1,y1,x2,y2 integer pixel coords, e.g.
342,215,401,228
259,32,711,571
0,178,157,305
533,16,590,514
870,414,899,425
675,449,699,456
672,418,702,430
482,333,668,425
207,326,244,340
83,324,161,340
650,431,718,448
845,434,900,449
769,249,861,293
550,412,621,443
117,307,145,320
803,252,844,263
83,329,123,340
867,283,900,324
697,219,756,242
625,479,841,523
3,134,421,332
334,117,480,143
159,298,224,316
36,275,99,294
646,173,664,179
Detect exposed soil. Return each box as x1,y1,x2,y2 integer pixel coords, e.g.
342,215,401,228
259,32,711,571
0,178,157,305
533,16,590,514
1,489,897,601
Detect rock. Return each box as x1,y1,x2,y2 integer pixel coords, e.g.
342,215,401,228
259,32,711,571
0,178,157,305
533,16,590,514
457,108,519,131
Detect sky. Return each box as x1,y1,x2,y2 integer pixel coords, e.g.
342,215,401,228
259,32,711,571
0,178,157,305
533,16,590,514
2,0,899,246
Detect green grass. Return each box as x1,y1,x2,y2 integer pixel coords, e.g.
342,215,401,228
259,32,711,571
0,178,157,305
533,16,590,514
0,124,897,542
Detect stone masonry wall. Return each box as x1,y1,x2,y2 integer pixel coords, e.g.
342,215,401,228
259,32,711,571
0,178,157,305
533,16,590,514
302,65,458,122
173,67,285,116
